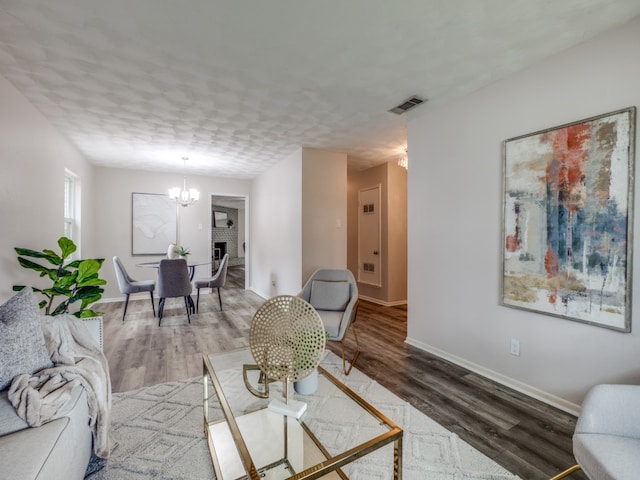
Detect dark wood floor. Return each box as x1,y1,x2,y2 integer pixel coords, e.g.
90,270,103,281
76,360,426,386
97,266,583,480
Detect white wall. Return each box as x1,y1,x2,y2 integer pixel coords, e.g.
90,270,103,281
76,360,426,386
302,148,347,282
251,149,302,298
407,17,640,409
0,74,95,304
387,161,408,303
94,167,251,299
238,208,246,258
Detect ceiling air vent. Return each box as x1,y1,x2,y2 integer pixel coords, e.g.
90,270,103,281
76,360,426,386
388,96,426,115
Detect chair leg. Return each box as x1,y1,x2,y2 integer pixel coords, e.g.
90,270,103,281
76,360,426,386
217,288,222,311
149,291,156,317
122,294,130,322
158,298,165,326
339,323,361,376
184,296,192,323
550,465,581,480
196,288,201,313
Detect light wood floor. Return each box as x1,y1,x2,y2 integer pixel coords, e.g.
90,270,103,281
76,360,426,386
97,266,583,480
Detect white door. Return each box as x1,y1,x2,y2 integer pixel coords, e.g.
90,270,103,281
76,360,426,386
358,185,381,286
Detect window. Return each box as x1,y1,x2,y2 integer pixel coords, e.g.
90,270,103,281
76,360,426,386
64,170,80,251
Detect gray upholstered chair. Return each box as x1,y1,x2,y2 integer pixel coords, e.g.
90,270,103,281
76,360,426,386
552,384,640,480
157,258,194,325
112,256,155,322
298,268,360,375
194,253,229,313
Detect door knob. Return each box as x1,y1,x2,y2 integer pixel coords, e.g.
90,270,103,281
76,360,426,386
373,251,379,255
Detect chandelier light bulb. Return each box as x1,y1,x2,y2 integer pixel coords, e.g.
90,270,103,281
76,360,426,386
169,157,200,207
397,148,408,170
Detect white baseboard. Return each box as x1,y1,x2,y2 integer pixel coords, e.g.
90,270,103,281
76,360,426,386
358,295,407,307
405,336,581,416
100,296,127,303
248,288,269,300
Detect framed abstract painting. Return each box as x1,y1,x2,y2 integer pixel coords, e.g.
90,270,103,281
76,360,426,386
132,193,177,255
502,107,636,332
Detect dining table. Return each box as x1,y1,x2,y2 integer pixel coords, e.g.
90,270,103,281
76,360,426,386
137,258,211,280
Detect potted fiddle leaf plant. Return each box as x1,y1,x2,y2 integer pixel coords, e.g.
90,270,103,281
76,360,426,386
13,236,107,318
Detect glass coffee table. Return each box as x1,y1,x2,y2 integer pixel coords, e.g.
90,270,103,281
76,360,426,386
203,348,403,480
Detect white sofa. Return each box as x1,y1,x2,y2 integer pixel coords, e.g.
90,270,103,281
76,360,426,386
0,287,105,480
0,384,93,479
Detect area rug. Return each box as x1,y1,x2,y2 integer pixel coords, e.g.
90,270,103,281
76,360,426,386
87,352,520,480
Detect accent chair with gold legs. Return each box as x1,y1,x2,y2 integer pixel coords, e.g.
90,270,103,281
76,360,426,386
298,268,360,375
551,384,640,480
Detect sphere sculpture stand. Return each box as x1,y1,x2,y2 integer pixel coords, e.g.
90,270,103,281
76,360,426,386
243,295,325,418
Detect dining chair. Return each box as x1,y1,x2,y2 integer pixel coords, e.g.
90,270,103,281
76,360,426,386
298,268,360,375
157,258,194,325
112,256,155,322
194,253,229,312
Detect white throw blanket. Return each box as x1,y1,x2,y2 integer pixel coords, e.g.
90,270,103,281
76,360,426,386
8,315,112,458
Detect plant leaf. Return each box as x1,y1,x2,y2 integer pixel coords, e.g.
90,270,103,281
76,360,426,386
17,257,53,275
12,285,25,292
42,286,72,297
77,259,102,283
51,302,69,316
69,286,104,307
14,248,61,265
79,293,103,309
77,275,107,288
55,270,78,287
72,286,105,300
41,250,63,265
58,237,77,258
55,273,77,289
77,309,102,318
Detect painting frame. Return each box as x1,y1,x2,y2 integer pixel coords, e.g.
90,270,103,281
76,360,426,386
213,210,228,228
131,193,177,256
501,107,636,332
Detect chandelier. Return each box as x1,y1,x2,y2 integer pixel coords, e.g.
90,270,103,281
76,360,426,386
168,157,200,207
397,149,408,170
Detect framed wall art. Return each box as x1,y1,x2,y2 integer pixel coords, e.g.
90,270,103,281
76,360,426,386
132,193,177,255
502,107,636,332
213,210,228,228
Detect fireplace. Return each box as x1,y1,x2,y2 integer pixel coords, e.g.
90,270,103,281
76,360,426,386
214,242,227,261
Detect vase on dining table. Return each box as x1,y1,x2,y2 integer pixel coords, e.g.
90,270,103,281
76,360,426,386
167,243,179,259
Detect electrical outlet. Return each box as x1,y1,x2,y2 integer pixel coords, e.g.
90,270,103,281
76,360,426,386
271,280,276,287
510,338,520,356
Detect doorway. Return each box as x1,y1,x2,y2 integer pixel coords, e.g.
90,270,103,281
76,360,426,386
210,194,248,289
358,185,382,287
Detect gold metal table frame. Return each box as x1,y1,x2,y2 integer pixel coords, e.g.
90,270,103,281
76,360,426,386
203,349,403,480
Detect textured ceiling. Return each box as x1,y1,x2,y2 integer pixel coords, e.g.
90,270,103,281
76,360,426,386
0,1,639,179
